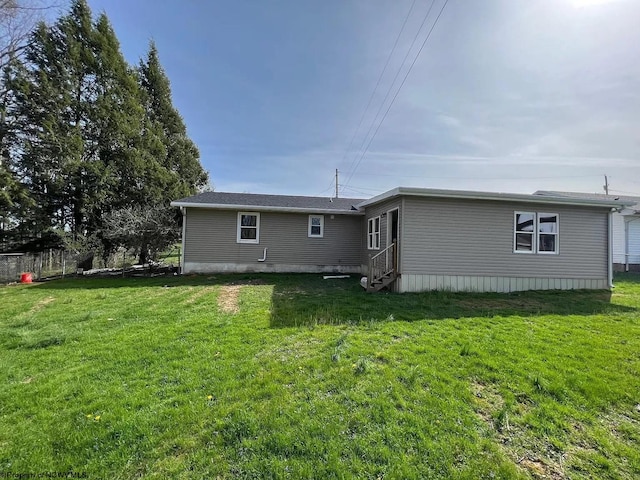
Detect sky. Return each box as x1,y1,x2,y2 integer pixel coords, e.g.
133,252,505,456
77,0,639,198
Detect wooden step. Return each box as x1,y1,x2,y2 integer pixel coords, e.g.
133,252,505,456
367,273,397,292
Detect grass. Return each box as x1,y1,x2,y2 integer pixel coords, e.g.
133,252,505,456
0,273,639,479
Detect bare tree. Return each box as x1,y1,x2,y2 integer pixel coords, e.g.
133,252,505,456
102,205,181,265
0,0,57,69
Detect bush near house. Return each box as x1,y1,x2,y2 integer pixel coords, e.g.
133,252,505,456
1,274,639,479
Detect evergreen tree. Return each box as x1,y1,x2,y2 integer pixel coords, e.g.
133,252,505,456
138,42,208,200
1,0,208,254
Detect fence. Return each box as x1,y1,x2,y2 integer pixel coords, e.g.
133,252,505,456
1,247,182,284
0,251,78,284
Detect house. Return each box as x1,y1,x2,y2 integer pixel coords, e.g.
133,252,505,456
170,192,366,274
535,191,640,272
171,187,630,293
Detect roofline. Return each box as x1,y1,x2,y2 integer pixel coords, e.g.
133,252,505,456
357,187,630,209
535,190,640,207
169,201,364,215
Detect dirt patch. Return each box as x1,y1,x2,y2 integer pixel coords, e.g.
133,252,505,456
28,296,55,314
472,380,505,426
218,285,241,314
471,379,566,479
184,287,215,304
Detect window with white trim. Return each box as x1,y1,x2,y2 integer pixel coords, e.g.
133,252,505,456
514,212,535,253
237,212,260,244
538,213,558,254
308,215,324,237
368,216,380,250
514,212,558,254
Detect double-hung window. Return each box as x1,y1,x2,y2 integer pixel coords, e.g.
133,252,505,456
368,216,380,250
308,215,324,237
537,213,558,254
514,212,535,253
514,212,558,254
237,212,260,244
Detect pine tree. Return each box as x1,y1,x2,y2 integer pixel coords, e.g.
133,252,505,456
138,42,208,200
1,0,209,254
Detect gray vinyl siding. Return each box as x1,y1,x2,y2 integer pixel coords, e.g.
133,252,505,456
362,198,403,266
185,208,364,267
400,197,609,279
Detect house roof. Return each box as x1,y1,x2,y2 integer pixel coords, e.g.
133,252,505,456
358,187,633,209
171,192,365,215
534,191,640,210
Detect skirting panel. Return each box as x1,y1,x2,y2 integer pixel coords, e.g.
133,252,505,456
396,275,609,293
183,262,362,274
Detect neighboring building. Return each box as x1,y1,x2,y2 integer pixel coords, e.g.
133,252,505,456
535,191,640,272
171,187,630,293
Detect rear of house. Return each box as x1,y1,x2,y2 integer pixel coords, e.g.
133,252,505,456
535,191,640,272
171,192,364,274
360,188,627,293
173,187,628,293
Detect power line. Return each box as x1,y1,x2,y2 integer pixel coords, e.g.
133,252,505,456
313,174,338,196
342,0,439,187
340,172,605,180
340,185,384,196
342,0,450,193
337,0,419,175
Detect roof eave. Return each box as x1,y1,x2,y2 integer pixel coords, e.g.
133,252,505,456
357,187,627,209
170,201,364,215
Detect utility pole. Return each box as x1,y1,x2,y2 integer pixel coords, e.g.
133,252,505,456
604,175,609,195
335,169,339,198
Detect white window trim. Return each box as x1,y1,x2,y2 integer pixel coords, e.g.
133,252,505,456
368,216,381,250
237,212,260,244
308,214,324,238
514,211,535,254
538,212,559,255
513,211,559,255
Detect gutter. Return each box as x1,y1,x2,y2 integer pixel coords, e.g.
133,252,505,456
169,202,363,215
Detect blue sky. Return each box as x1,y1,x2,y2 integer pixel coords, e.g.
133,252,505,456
82,0,639,198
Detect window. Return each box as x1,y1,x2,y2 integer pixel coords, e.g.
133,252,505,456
368,216,380,250
514,212,535,253
308,215,324,237
237,212,260,244
514,212,558,254
538,213,558,254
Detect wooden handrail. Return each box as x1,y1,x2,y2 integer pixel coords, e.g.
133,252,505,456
367,242,396,290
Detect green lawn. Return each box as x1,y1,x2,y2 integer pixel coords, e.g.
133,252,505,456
1,273,639,479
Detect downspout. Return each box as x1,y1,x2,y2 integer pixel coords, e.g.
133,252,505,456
181,207,187,274
608,209,613,288
257,247,268,262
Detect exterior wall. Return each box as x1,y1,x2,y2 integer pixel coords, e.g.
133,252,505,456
397,275,608,293
183,208,364,273
361,197,403,268
612,212,626,264
626,216,640,268
393,196,610,292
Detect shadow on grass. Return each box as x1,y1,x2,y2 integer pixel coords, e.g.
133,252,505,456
268,275,639,328
23,273,272,290
21,272,640,326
